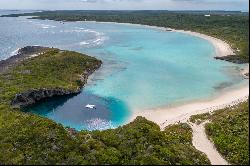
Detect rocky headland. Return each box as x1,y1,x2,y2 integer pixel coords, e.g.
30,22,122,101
0,46,102,109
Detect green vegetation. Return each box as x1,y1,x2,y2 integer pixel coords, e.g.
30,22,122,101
0,112,210,164
190,102,249,165
0,48,210,165
84,119,209,165
0,48,101,105
190,113,212,124
2,10,249,62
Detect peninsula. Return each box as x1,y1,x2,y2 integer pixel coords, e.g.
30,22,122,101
0,46,211,165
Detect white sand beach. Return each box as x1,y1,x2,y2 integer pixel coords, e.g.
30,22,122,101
131,85,248,129
79,21,249,131
86,21,249,165
173,29,249,78
172,29,235,57
86,20,249,78
128,28,249,129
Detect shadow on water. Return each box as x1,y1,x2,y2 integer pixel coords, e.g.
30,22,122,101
22,94,76,115
22,91,130,131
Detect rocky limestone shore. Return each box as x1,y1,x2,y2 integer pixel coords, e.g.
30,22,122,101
11,88,81,109
215,55,249,79
0,46,49,73
3,46,102,109
10,61,102,109
215,55,248,64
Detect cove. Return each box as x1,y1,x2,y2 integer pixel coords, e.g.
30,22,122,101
0,14,247,130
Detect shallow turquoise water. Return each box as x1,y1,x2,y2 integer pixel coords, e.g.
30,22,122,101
0,12,247,130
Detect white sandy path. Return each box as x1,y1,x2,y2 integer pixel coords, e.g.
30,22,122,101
120,26,249,165
87,21,249,165
74,21,249,164
191,122,229,165
130,86,249,165
129,29,249,165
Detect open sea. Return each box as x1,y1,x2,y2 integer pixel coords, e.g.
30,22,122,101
0,10,247,130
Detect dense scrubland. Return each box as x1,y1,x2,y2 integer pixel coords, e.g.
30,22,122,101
0,48,210,165
191,101,249,165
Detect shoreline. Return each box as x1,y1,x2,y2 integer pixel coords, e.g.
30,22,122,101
3,20,249,129
58,20,250,128
84,20,249,76
131,85,249,129
1,46,102,109
103,22,249,128
171,29,235,58
0,46,49,73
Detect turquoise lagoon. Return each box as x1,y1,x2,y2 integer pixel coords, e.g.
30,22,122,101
0,12,247,130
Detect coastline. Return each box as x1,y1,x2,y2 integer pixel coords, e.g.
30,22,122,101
112,22,249,128
0,46,102,109
131,85,249,129
0,46,49,73
171,28,249,78
84,20,249,76
171,29,235,58
3,20,249,129
75,21,249,128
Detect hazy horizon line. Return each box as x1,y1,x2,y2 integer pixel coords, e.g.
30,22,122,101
0,9,248,12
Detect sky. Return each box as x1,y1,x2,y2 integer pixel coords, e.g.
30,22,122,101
0,0,249,11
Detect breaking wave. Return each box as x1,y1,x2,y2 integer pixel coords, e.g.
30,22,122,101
61,27,108,47
40,24,56,29
34,22,56,29
10,48,20,56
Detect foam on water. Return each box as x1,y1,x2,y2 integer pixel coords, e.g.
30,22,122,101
77,28,108,47
10,48,20,56
85,118,115,131
38,23,56,29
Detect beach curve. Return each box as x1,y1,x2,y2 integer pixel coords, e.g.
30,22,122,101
83,21,249,128
126,27,249,128
131,85,248,129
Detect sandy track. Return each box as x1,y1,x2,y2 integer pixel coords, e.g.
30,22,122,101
191,122,229,165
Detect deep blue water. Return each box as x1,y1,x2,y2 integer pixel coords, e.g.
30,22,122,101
0,11,247,130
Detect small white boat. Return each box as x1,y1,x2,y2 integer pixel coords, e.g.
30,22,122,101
85,104,96,109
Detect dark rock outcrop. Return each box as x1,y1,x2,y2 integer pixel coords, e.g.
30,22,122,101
17,46,49,56
0,46,49,73
215,55,249,64
5,46,102,109
11,88,81,109
9,55,102,109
